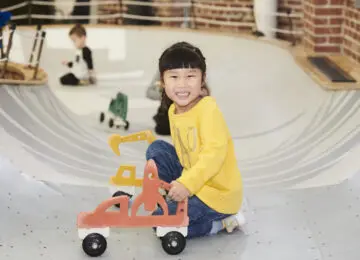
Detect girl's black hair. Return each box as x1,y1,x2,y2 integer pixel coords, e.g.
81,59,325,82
159,41,206,76
158,41,210,109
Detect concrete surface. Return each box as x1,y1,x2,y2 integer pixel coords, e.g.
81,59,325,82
0,26,359,260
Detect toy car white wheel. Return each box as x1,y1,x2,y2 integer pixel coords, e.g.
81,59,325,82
82,233,107,257
161,231,186,255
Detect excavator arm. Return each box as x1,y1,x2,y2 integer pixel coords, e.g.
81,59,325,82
108,130,156,156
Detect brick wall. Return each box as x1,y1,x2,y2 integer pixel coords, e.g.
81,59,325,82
97,0,301,36
154,0,255,33
96,0,360,64
343,0,360,63
302,0,360,63
303,0,344,54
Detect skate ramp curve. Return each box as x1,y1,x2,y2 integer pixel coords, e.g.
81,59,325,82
1,25,359,190
0,25,360,260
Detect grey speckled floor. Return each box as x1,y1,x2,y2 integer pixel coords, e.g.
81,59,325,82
0,26,360,260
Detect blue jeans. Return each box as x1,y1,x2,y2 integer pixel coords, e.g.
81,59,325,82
146,140,231,239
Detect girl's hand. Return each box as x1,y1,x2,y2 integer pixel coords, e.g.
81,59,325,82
168,181,190,202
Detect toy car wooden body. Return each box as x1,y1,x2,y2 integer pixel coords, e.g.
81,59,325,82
77,159,189,257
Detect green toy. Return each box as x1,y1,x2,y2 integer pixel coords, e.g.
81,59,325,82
100,92,130,130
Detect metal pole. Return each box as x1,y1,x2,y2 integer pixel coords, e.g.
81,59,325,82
0,27,4,59
181,1,189,28
1,24,16,79
33,31,46,80
118,0,123,24
28,24,42,67
28,0,33,25
287,8,296,46
190,0,196,29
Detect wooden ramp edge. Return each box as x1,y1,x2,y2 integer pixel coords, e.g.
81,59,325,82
0,62,48,86
291,46,360,91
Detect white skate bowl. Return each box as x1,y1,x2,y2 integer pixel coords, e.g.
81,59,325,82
1,25,360,260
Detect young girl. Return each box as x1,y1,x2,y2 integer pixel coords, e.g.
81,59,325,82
152,42,210,136
147,41,245,239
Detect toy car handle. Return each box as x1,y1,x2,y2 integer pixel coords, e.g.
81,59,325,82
158,181,189,204
135,159,188,214
131,178,188,215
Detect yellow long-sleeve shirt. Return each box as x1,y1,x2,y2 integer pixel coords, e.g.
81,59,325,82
168,96,243,214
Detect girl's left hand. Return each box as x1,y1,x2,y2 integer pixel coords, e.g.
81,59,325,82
168,181,190,202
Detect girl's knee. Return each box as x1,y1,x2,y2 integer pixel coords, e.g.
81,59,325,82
146,140,171,160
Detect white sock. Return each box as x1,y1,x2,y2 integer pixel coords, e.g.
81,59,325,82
210,220,224,235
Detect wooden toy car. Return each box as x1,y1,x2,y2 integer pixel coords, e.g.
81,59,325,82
77,159,189,256
100,92,130,130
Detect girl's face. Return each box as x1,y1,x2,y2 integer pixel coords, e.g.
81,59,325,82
162,68,203,113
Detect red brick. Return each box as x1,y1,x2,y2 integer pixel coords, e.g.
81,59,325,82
329,36,343,44
330,0,345,4
288,0,302,5
313,36,328,43
314,27,342,34
315,7,342,15
313,17,329,25
314,45,341,53
330,18,343,24
312,0,328,4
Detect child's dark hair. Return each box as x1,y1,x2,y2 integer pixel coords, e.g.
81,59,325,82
158,41,210,109
69,24,86,37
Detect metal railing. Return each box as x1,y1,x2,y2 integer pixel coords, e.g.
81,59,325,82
1,0,302,42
